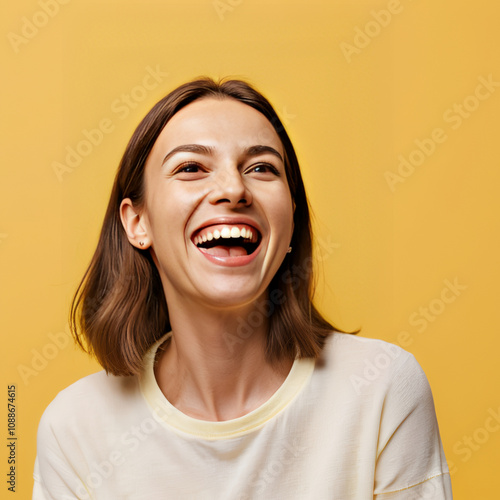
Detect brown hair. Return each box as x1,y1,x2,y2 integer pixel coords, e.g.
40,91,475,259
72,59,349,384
70,77,347,376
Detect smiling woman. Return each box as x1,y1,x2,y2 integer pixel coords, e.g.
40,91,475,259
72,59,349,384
33,78,452,499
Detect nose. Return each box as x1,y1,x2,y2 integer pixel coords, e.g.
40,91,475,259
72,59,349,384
207,167,252,207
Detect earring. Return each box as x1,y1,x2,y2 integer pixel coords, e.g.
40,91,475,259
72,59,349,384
287,246,292,254
139,241,145,247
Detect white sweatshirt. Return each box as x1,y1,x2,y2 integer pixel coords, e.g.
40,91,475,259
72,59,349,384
33,332,452,499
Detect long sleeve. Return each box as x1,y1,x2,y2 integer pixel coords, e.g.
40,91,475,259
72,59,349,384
33,401,92,500
373,353,452,499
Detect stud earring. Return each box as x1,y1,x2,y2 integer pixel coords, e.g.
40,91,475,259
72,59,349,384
287,246,292,254
139,241,145,247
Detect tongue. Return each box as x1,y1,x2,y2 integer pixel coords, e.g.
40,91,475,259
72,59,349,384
205,245,247,257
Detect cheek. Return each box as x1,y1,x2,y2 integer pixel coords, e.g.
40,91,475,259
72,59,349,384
146,190,197,243
273,197,295,237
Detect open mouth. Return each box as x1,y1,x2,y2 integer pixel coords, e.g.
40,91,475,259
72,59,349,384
192,224,261,258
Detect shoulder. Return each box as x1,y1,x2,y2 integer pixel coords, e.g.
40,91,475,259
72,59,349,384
43,369,139,412
318,333,431,402
334,335,453,493
37,370,140,437
315,334,442,450
35,372,144,496
321,332,417,373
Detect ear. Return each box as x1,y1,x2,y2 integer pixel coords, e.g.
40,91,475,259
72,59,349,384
120,198,151,249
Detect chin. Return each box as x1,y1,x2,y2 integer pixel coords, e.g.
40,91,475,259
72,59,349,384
197,285,268,311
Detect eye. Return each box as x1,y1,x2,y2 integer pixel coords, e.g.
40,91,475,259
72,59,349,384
247,163,280,176
176,161,203,173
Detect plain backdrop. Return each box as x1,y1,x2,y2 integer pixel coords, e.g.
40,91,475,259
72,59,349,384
2,0,499,497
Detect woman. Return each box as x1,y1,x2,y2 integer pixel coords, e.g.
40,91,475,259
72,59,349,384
34,78,452,499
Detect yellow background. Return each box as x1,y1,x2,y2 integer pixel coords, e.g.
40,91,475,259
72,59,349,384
2,0,499,497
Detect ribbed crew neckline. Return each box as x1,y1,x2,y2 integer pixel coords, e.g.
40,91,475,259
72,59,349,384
139,332,315,440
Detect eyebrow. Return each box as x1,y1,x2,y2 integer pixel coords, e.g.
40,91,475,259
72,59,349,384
161,144,284,165
162,144,214,165
245,145,284,163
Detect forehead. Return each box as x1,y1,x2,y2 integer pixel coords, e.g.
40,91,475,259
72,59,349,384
150,97,284,158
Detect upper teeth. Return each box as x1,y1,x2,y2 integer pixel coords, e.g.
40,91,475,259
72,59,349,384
194,226,254,246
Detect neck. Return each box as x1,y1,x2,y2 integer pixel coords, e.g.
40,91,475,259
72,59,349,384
154,295,293,421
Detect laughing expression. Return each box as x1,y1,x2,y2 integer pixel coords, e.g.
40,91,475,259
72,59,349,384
136,97,294,310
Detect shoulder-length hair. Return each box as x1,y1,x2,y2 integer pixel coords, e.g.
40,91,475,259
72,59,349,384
70,77,345,376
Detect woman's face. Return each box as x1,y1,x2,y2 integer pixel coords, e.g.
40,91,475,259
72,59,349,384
126,97,294,310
